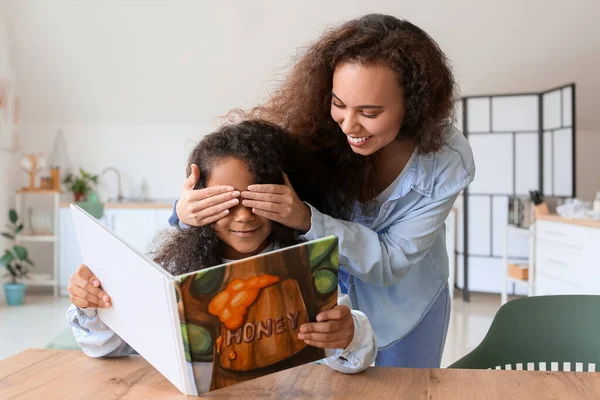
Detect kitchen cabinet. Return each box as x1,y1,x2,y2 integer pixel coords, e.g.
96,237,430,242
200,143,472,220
535,217,600,295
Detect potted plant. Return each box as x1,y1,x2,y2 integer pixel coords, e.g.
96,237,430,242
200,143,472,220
1,209,34,305
63,168,99,202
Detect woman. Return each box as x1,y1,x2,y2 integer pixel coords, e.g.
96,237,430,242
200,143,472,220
170,14,475,368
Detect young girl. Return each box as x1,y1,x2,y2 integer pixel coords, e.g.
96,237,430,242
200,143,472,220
66,120,376,379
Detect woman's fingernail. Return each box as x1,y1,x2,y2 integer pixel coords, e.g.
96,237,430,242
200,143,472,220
232,191,240,197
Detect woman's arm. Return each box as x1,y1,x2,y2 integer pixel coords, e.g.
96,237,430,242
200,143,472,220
302,192,459,287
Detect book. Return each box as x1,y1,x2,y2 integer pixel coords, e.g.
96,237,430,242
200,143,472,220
70,204,339,395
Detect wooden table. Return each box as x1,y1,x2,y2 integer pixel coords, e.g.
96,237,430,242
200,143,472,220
2,349,600,399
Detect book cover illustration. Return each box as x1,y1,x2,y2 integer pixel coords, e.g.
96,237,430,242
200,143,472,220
176,236,339,392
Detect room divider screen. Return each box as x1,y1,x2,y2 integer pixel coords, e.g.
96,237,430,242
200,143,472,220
455,83,575,301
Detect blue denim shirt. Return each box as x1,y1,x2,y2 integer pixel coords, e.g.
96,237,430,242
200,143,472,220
169,126,474,349
299,126,474,348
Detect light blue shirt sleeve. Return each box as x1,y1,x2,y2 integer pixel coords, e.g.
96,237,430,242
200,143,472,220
168,199,180,227
323,292,377,373
301,192,459,287
66,304,136,357
168,199,189,229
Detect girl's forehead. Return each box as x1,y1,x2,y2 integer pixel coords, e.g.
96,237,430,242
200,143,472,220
205,157,253,191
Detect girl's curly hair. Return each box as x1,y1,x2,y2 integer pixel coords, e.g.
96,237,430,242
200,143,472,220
153,120,314,275
250,13,456,206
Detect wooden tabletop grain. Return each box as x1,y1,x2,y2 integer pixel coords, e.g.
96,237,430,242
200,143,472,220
2,349,600,399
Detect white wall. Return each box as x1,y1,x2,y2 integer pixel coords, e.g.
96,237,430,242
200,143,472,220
577,130,600,201
0,0,18,303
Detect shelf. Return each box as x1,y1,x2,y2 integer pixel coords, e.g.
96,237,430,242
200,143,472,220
14,190,60,297
26,279,57,286
16,235,57,243
507,276,530,285
17,189,61,194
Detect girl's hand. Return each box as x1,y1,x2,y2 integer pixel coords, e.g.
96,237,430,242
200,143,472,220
241,173,311,233
176,164,241,226
297,305,355,349
68,264,112,309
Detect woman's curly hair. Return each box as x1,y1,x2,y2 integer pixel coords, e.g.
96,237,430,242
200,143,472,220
153,120,313,275
250,13,456,206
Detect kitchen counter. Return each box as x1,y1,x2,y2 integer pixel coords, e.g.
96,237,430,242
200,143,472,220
537,214,600,229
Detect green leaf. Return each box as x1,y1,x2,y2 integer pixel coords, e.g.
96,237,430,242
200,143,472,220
15,224,23,234
191,268,224,296
25,258,35,266
314,269,337,294
8,209,17,224
329,245,339,271
180,323,192,363
188,324,213,356
12,245,28,261
0,251,14,267
1,232,15,240
5,264,16,277
308,238,337,269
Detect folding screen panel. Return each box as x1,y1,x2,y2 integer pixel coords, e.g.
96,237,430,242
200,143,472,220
542,85,576,197
457,84,575,300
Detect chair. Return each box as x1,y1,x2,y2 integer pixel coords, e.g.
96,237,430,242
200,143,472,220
449,295,600,372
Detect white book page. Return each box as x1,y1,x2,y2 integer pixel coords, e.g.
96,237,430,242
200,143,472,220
71,205,192,395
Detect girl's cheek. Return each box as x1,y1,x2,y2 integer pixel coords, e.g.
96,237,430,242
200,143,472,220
260,218,272,235
213,220,228,237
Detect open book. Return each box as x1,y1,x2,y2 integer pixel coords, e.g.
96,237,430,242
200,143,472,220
71,205,339,395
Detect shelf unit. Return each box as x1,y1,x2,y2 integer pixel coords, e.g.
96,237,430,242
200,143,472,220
14,190,60,297
501,224,535,305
